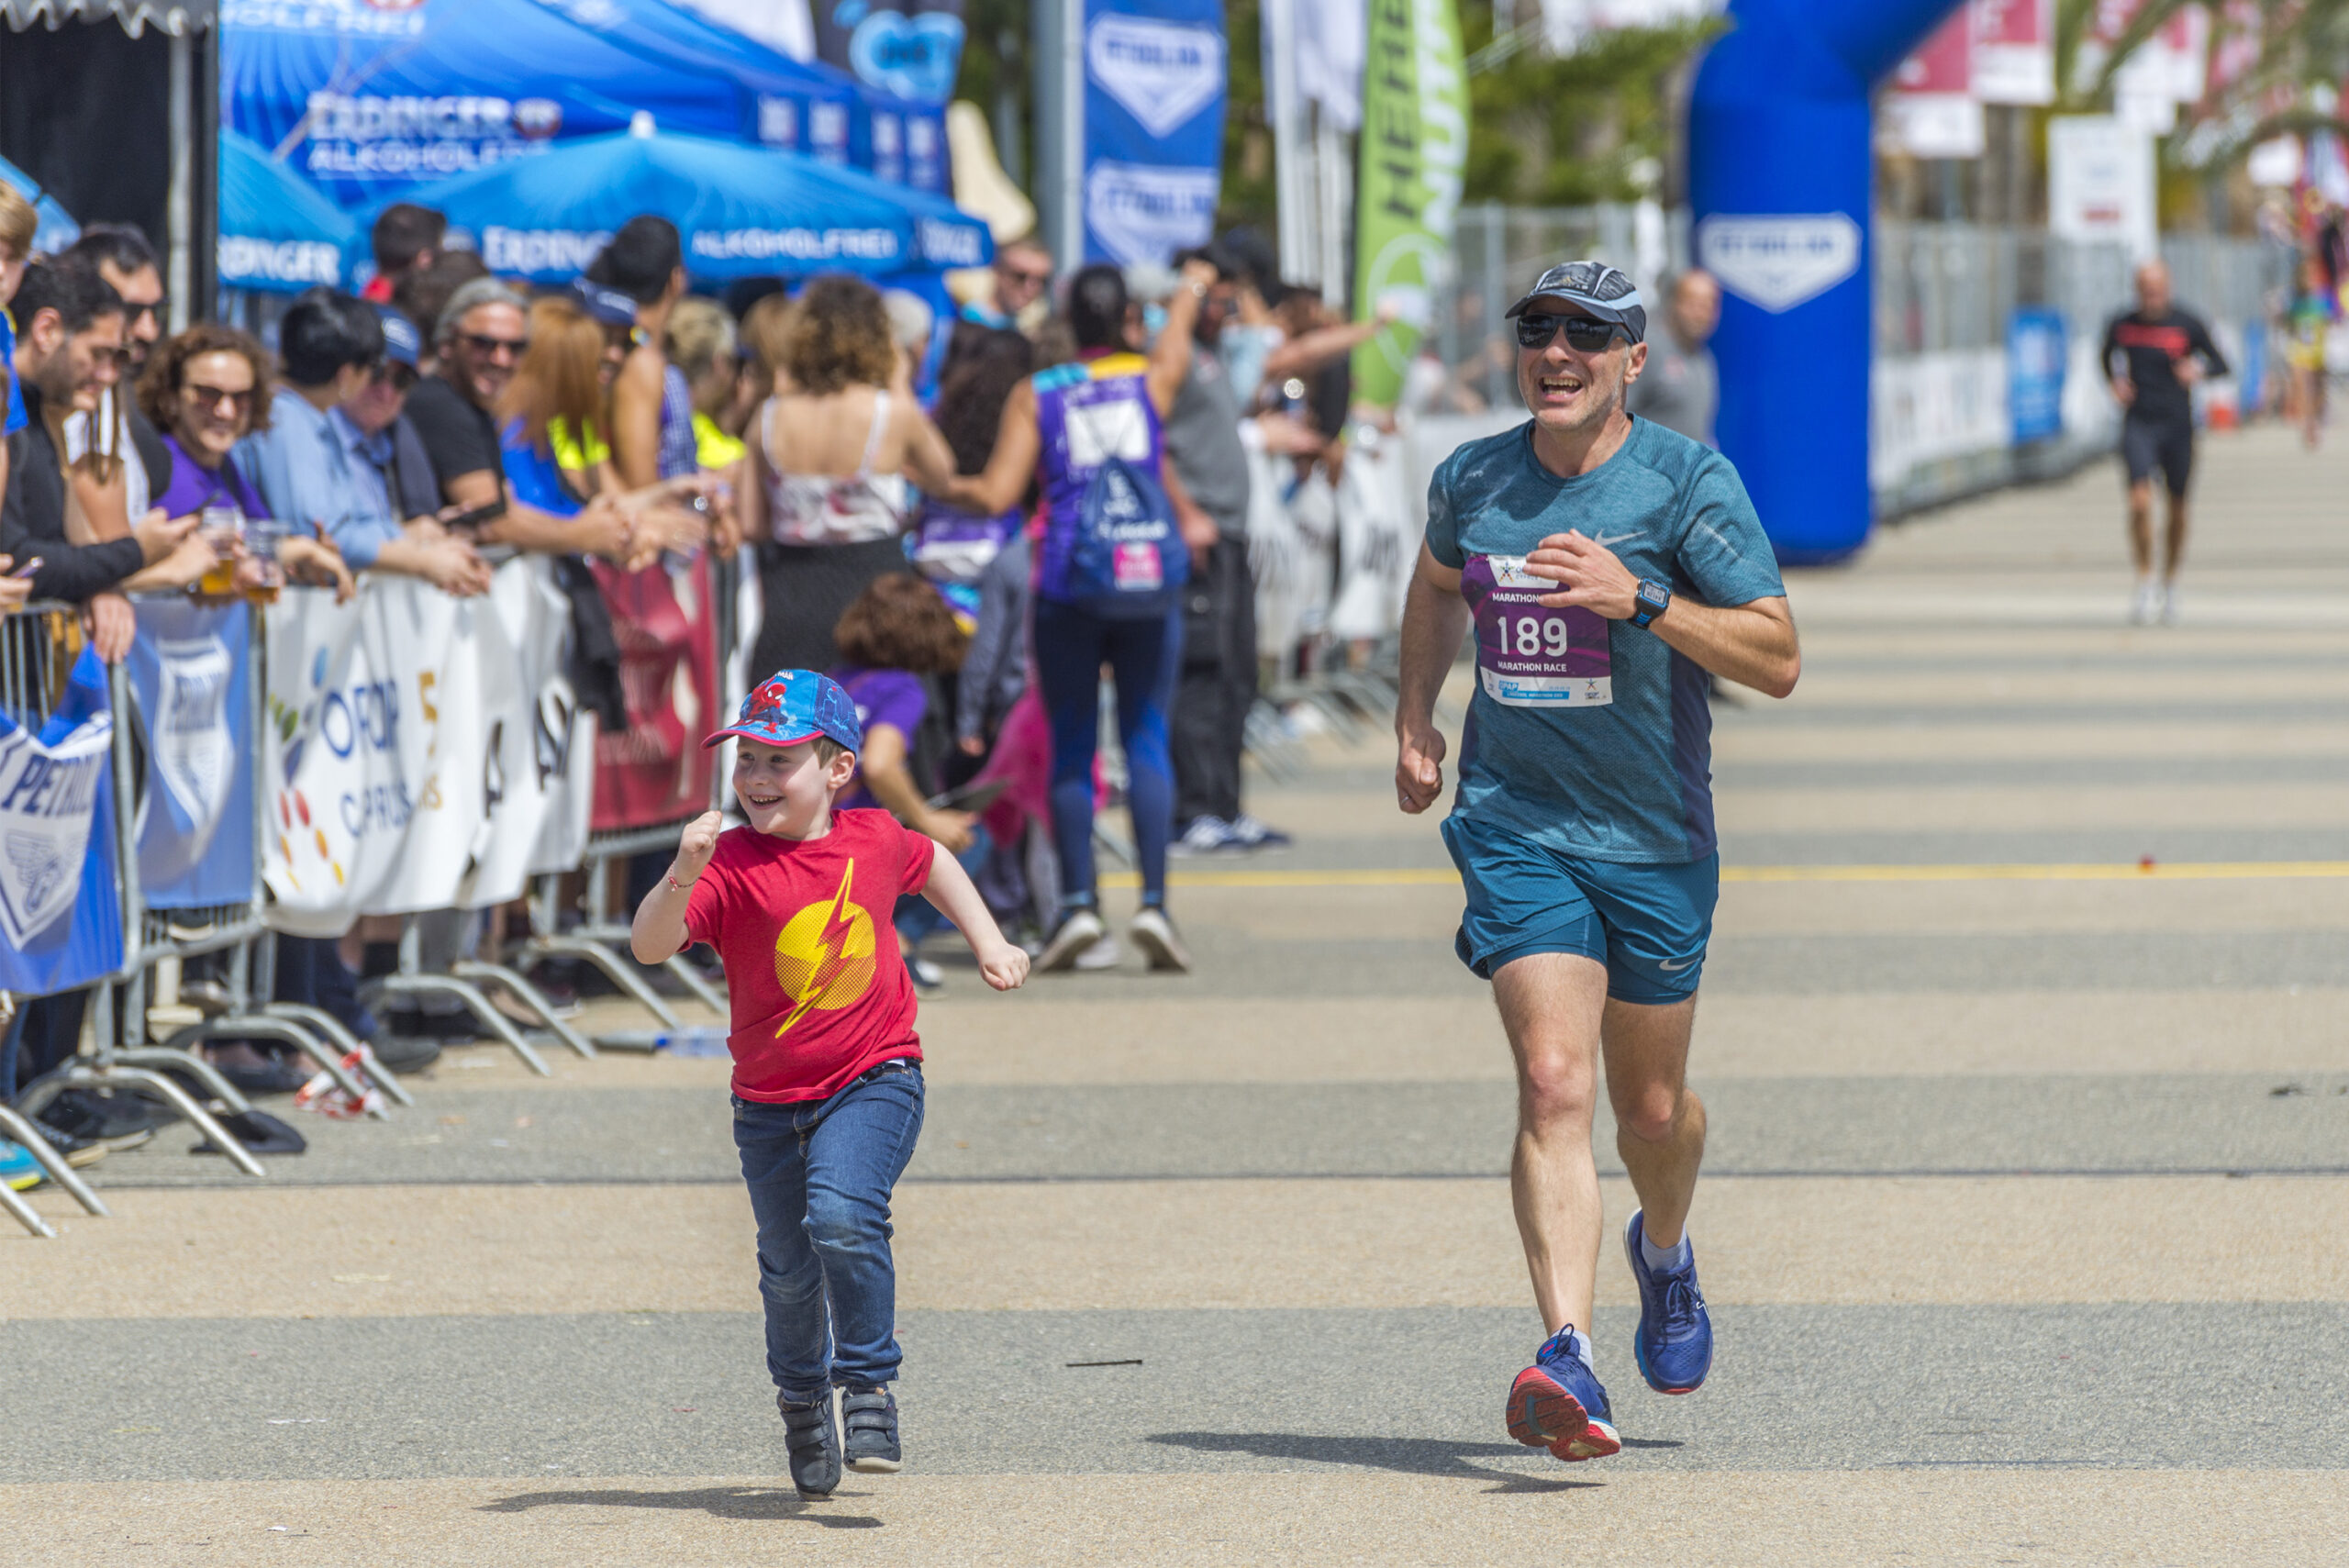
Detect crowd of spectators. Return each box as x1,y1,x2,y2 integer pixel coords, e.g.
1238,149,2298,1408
1,187,1403,1180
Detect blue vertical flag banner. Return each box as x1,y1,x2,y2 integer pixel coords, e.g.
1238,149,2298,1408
0,648,124,997
1082,0,1227,267
2007,307,2067,445
126,599,257,911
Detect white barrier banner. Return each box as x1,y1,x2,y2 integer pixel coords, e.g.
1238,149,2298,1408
262,558,590,934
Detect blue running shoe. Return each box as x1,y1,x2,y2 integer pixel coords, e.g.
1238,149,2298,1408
1625,1209,1713,1395
1506,1326,1620,1462
2,1139,44,1193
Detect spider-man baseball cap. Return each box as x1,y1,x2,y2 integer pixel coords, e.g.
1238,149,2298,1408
703,669,863,753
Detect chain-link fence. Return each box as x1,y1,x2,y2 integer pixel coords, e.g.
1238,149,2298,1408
1422,203,2292,518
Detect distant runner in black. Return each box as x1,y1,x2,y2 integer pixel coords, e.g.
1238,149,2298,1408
2101,260,2228,625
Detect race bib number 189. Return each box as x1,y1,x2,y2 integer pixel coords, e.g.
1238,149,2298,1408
1461,554,1612,707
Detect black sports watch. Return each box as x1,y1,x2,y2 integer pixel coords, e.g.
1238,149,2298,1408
1631,578,1671,629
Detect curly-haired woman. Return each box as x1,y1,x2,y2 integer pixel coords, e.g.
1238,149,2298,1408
739,275,960,678
139,323,351,599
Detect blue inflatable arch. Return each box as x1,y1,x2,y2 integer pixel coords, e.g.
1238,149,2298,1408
1690,0,1967,562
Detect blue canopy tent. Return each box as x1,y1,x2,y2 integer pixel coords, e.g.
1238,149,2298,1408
379,124,989,284
217,131,361,295
551,0,948,195
223,0,941,215
0,153,82,253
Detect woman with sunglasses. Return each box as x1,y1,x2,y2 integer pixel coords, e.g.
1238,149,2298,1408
137,323,352,600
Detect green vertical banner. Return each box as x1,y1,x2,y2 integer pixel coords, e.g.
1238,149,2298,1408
1352,0,1467,408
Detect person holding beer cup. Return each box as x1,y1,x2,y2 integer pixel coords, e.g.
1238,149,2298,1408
135,324,351,602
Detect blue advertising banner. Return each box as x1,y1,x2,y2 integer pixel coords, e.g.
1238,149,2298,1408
1081,0,1227,267
126,599,256,911
0,649,124,998
2008,307,2067,445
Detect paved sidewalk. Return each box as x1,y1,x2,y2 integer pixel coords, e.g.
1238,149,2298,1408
5,423,2346,1563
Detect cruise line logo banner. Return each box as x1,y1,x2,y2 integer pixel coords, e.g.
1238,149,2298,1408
126,598,256,911
0,647,124,996
1351,0,1467,407
1082,0,1227,267
262,559,591,935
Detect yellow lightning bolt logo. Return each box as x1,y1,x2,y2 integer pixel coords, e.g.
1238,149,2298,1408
772,860,876,1038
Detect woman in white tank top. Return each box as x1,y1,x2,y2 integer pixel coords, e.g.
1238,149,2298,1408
739,277,960,676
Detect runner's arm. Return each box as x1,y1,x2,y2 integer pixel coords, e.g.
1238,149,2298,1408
917,840,1030,992
1394,543,1470,815
1146,260,1220,417
609,348,665,491
1525,529,1800,698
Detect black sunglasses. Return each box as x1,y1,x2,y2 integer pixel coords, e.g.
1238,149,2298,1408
459,331,529,360
1516,314,1625,352
373,361,420,393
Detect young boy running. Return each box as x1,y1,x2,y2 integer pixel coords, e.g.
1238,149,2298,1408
632,669,1030,1496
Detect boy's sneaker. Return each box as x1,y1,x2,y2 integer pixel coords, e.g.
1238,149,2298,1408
1506,1326,1620,1462
1127,906,1191,973
841,1385,902,1473
1171,816,1233,856
1225,814,1292,851
1036,906,1107,973
1624,1210,1713,1395
777,1390,841,1496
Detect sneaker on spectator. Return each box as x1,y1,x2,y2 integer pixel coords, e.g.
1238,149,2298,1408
1128,906,1192,973
1,1140,43,1191
1074,931,1124,971
28,1118,125,1169
38,1087,166,1146
1224,814,1292,851
1037,906,1108,973
1172,816,1234,856
368,1034,442,1074
906,953,946,992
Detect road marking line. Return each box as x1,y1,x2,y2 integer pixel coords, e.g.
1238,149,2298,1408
1100,862,2349,889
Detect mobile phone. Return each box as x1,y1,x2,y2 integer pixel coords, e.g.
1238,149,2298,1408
442,498,508,531
7,556,41,579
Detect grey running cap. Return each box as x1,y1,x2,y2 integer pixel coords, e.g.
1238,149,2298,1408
1504,261,1646,344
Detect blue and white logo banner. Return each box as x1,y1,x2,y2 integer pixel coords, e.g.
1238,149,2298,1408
127,598,256,911
0,648,124,997
1082,0,1226,267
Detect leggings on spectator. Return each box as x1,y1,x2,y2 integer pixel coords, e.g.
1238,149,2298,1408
1030,599,1180,910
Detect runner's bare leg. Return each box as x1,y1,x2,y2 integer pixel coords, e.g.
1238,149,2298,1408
1604,995,1705,1249
2161,493,2190,582
2126,479,2155,574
1493,952,1609,1336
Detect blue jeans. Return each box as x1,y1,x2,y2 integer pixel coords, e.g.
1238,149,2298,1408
732,1060,925,1402
1031,599,1181,906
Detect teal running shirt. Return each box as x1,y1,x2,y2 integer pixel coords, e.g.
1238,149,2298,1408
1424,417,1784,864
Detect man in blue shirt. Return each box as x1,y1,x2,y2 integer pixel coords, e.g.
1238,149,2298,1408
239,291,487,595
1393,261,1800,1466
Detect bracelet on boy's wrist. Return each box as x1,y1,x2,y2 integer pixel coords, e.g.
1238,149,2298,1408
667,869,696,893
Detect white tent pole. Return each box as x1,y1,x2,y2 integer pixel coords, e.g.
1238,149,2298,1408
167,26,192,332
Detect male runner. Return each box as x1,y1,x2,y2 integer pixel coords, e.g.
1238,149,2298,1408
2101,260,2228,625
1393,261,1799,1462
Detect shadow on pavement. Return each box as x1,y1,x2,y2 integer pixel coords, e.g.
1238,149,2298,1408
1147,1431,1619,1485
478,1486,882,1528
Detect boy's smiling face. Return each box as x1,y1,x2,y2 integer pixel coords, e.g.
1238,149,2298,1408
733,737,857,838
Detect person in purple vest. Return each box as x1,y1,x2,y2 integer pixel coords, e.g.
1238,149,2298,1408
939,257,1217,975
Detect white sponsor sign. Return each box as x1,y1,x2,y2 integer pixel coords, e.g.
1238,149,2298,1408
1087,14,1226,137
1084,161,1219,267
1697,213,1863,314
263,559,591,934
0,711,111,950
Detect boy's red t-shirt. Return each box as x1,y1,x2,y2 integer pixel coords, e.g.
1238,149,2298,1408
684,808,937,1103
